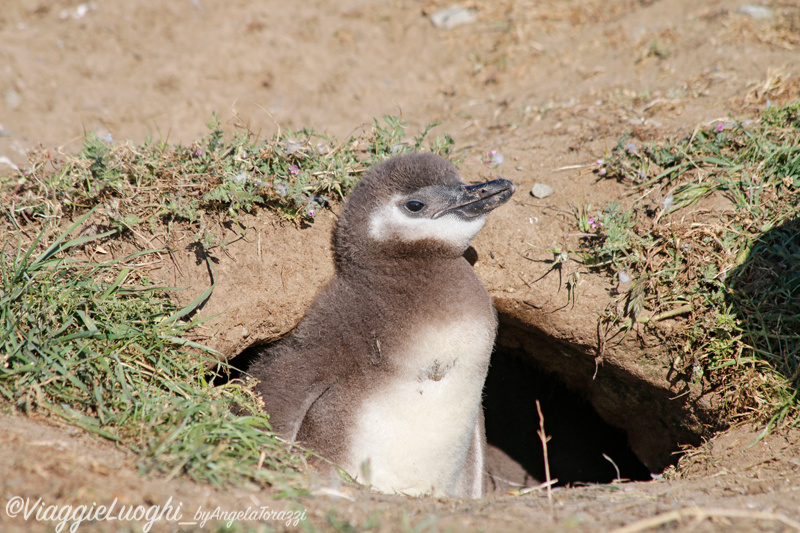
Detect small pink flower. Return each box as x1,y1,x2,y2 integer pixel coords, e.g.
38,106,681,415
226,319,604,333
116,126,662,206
484,150,504,167
715,123,725,132
309,209,315,217
588,217,602,229
193,149,203,157
288,164,299,175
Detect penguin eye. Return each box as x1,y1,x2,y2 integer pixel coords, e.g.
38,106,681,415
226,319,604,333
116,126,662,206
404,200,425,213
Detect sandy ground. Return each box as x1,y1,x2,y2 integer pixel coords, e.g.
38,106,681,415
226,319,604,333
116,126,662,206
2,0,800,531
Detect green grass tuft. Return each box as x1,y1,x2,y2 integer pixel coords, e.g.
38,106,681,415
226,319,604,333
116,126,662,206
0,114,454,492
0,208,305,489
584,101,800,427
3,114,452,239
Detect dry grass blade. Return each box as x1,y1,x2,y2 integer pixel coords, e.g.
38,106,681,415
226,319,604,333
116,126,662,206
611,506,800,533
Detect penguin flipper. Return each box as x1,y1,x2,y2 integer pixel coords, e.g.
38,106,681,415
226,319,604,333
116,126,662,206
249,344,337,442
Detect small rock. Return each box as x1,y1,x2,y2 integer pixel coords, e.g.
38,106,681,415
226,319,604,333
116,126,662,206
5,90,21,110
530,183,554,199
736,4,773,19
430,6,477,30
60,2,94,20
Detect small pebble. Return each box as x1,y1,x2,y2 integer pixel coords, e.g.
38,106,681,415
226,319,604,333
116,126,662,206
736,4,773,19
60,2,93,20
530,183,553,199
5,90,21,110
430,6,477,30
618,271,631,284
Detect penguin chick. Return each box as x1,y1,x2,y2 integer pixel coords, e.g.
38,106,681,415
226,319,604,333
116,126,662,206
248,152,515,498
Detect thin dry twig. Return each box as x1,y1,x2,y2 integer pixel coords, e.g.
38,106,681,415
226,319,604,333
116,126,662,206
536,399,554,511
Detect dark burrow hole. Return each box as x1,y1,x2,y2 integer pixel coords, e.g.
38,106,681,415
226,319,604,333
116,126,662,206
484,326,652,489
221,308,704,491
488,308,709,491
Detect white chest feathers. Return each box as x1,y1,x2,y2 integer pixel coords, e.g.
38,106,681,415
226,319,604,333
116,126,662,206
345,318,495,497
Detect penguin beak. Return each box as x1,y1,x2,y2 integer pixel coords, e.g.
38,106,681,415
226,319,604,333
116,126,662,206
433,179,516,219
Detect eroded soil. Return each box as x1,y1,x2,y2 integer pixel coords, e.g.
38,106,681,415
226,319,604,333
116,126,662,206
2,0,800,531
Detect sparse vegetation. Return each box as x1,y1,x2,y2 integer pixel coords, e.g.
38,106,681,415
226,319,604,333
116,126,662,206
2,114,453,244
582,101,800,429
0,208,306,489
0,115,452,492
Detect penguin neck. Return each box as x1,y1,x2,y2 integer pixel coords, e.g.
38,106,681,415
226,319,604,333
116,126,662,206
338,248,475,292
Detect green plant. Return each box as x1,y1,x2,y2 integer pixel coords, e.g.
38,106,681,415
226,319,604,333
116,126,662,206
6,114,450,242
585,102,800,426
0,113,458,493
0,208,305,488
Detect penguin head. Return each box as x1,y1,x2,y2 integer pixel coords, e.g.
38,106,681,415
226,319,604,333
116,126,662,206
334,153,515,267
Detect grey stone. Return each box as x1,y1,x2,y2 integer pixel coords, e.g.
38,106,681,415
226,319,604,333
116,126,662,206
430,6,477,30
531,183,554,199
737,4,773,20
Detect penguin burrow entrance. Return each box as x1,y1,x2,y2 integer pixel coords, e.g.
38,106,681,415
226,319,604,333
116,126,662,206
486,308,709,490
223,308,709,493
484,334,649,488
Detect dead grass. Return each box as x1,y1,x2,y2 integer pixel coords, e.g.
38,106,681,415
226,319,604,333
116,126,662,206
723,2,800,51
